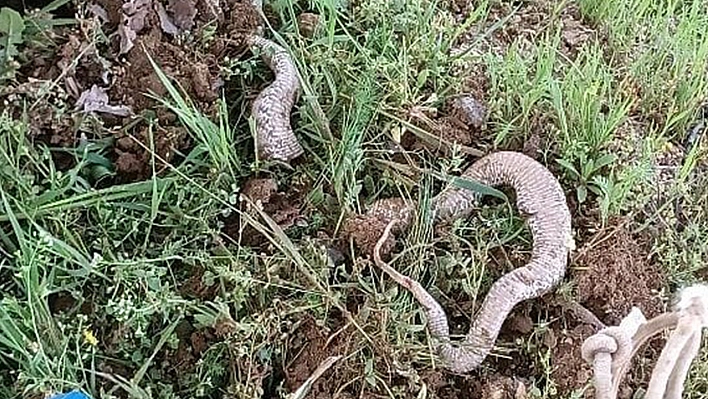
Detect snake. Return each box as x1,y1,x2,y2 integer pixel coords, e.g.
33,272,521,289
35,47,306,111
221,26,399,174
361,151,575,373
244,34,304,162
242,0,304,162
241,1,575,375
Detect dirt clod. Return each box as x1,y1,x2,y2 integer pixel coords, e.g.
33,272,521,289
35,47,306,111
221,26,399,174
341,214,393,258
297,12,321,38
167,0,198,30
573,218,666,325
241,177,279,205
342,198,413,258
448,94,487,129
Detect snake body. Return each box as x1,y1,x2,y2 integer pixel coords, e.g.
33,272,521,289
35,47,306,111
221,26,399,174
245,35,304,162
367,151,574,373
242,1,573,375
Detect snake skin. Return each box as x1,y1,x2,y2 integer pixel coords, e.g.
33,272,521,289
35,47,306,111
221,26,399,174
246,34,304,162
369,151,574,373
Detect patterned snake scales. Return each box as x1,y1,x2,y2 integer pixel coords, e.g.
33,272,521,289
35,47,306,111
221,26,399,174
368,152,575,373
244,7,575,373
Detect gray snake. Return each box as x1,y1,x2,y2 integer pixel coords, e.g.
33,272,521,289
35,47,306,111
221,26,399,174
243,3,575,374
245,34,304,162
243,0,304,162
366,151,574,372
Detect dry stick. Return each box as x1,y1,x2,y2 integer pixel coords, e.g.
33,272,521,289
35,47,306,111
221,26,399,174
645,315,699,399
664,328,702,399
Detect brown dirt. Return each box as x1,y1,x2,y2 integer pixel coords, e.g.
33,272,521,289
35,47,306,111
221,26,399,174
468,0,598,57
1,0,262,181
113,124,190,179
572,217,666,325
297,12,322,38
340,197,414,258
547,322,596,398
546,216,669,398
401,93,490,156
282,315,353,398
341,213,393,258
222,177,306,247
178,266,219,300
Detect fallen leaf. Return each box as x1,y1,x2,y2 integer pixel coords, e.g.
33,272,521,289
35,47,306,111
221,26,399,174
155,2,180,35
87,4,109,23
118,0,152,54
75,85,132,116
167,0,197,30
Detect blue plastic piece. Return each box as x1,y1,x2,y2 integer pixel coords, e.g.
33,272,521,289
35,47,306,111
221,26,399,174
49,390,91,399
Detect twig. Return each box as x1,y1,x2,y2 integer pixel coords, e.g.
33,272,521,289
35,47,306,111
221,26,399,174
288,356,343,399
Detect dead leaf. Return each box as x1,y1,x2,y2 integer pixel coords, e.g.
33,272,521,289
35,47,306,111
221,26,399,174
88,4,109,23
155,1,180,35
167,0,197,30
118,0,152,54
75,85,132,116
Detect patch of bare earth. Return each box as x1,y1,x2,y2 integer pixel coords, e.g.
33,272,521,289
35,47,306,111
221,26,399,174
283,314,403,399
221,176,306,248
1,0,262,181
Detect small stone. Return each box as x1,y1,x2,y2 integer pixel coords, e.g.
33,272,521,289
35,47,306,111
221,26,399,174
449,94,487,129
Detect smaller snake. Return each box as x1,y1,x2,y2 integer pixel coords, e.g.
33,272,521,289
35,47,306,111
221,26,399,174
245,34,305,162
359,151,574,373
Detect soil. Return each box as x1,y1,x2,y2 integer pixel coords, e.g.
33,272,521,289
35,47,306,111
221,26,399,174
221,176,307,248
549,216,669,398
283,316,350,398
1,0,261,181
572,216,666,325
400,93,491,156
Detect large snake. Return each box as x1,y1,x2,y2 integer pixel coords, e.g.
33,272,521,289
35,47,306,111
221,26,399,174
242,1,575,375
362,151,575,373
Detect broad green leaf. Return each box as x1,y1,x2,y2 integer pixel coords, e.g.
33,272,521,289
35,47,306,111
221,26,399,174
593,153,618,171
0,8,23,39
0,7,24,58
556,158,581,179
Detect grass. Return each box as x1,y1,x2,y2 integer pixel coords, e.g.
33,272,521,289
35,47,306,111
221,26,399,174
0,0,707,397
